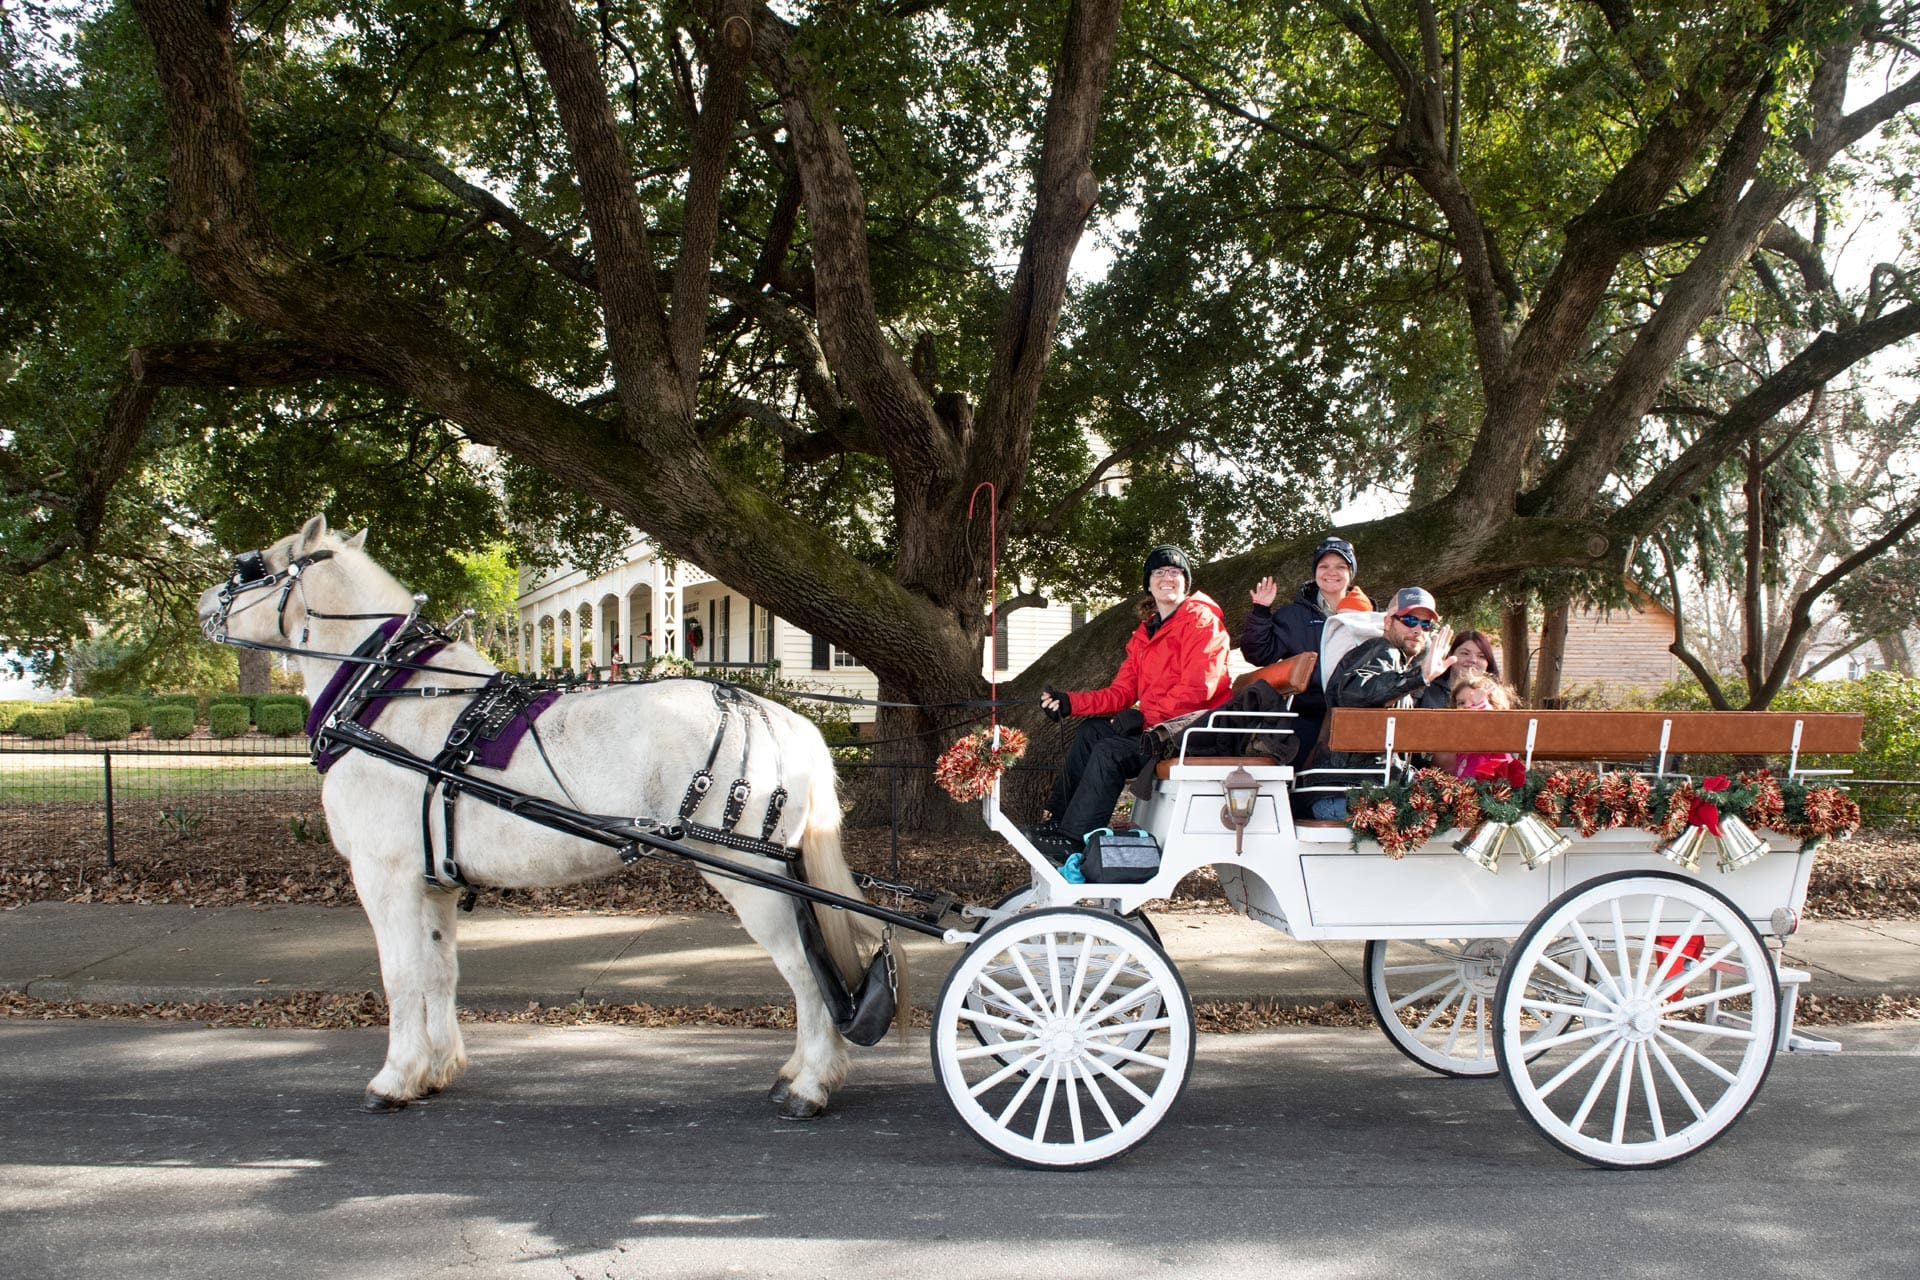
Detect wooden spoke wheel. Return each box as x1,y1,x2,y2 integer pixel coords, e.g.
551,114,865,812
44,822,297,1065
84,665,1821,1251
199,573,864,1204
1365,937,1588,1078
1495,871,1779,1169
932,907,1194,1169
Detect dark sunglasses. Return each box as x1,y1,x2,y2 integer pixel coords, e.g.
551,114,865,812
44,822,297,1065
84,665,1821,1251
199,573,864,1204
1393,613,1436,631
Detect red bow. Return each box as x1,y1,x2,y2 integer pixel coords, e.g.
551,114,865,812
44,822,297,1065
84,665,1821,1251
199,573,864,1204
1703,775,1730,793
1470,756,1528,788
1687,796,1724,836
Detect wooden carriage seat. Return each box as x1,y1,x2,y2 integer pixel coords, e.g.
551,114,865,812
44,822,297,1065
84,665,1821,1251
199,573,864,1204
1324,707,1864,762
1152,652,1319,780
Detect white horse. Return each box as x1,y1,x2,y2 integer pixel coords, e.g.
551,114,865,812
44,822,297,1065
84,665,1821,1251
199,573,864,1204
197,515,888,1118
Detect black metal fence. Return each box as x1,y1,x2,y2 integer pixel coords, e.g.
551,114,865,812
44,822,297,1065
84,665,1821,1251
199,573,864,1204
3,734,1910,871
0,738,1061,872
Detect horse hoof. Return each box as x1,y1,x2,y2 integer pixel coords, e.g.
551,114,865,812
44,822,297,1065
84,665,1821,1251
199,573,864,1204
362,1091,409,1113
767,1078,793,1105
777,1094,826,1122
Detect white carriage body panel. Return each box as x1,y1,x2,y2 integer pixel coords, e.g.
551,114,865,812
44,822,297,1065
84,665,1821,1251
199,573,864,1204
985,764,1822,941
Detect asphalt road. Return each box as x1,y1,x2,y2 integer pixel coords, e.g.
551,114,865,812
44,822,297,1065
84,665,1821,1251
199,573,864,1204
3,1020,1916,1279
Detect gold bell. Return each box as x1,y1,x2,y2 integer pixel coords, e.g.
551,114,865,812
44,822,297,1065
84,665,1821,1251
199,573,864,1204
1507,813,1572,869
1715,814,1770,871
1656,824,1708,872
1453,821,1510,872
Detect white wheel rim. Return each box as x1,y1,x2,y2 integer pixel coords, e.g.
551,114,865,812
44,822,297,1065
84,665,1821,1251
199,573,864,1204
935,910,1192,1167
968,891,1163,1065
1498,876,1777,1166
1371,938,1587,1076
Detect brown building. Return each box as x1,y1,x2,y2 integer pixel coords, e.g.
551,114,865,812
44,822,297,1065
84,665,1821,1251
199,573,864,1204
1553,584,1679,695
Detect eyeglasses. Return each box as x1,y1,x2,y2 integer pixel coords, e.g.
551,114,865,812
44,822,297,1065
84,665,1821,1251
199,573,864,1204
1148,567,1186,581
1393,613,1436,631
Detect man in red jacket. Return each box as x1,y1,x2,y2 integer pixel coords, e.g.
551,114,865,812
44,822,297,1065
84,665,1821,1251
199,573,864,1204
1033,545,1231,852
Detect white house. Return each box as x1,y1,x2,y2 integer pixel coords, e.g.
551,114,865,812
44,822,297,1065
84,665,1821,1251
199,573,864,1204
513,536,1090,722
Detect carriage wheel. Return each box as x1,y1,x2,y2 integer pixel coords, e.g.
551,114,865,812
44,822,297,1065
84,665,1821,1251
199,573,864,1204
1495,871,1779,1169
968,888,1164,1063
933,907,1194,1169
1365,938,1589,1078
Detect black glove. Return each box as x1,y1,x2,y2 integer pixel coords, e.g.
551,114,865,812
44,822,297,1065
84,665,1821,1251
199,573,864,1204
1042,686,1071,722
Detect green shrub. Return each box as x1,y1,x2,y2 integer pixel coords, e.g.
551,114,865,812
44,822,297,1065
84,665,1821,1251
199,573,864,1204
14,709,67,739
256,703,306,736
47,696,94,716
208,703,252,738
258,692,312,719
149,705,195,739
0,702,35,732
83,708,132,740
151,693,205,721
93,696,151,730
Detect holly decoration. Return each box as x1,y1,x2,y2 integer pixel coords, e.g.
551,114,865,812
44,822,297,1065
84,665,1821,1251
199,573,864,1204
934,727,1029,802
1347,766,1859,856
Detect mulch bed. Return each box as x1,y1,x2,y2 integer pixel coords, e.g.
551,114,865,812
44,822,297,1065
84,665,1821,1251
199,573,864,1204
0,796,1223,913
5,797,1916,919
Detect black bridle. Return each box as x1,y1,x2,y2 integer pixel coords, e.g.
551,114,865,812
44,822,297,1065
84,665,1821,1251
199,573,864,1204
206,547,352,644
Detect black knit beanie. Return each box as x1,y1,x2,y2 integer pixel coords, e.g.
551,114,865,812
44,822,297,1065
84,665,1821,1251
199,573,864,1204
1142,545,1193,592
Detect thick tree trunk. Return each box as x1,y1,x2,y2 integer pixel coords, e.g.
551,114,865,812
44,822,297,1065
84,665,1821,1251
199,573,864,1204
236,647,271,695
1534,598,1571,706
1501,597,1532,704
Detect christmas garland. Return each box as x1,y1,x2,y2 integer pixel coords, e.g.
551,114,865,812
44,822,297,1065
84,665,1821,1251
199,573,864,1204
934,726,1029,802
1348,766,1859,858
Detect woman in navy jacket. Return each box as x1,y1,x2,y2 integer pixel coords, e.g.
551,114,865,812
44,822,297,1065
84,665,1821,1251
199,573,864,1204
1239,536,1370,755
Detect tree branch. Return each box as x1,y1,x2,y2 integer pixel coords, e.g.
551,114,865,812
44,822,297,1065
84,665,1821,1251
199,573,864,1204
1752,501,1920,706
1656,536,1735,710
1609,301,1920,532
972,0,1125,491
749,3,947,477
518,0,688,432
667,2,753,402
377,131,597,290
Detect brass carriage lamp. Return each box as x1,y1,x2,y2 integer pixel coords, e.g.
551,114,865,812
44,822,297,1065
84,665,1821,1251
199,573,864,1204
1219,766,1260,855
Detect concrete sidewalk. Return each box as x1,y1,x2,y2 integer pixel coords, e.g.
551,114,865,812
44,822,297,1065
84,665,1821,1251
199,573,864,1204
3,900,1918,1009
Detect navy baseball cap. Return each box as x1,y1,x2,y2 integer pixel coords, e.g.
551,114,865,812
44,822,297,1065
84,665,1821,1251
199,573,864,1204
1390,586,1438,618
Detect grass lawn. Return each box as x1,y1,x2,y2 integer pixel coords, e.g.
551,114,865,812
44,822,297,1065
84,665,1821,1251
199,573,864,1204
0,758,316,803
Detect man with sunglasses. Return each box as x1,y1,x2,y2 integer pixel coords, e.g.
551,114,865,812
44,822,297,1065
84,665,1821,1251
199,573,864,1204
1308,587,1457,820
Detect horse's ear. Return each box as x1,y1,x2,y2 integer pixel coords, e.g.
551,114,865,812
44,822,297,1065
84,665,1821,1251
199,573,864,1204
298,514,329,551
343,528,368,551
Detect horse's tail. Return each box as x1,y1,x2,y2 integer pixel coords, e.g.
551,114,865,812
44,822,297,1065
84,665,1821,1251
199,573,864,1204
800,751,911,1039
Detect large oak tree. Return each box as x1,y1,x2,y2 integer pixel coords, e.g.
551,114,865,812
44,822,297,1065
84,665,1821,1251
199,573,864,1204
6,1,1920,801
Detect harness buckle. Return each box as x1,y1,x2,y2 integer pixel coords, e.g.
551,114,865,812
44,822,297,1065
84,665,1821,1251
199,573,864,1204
422,686,442,698
692,773,712,795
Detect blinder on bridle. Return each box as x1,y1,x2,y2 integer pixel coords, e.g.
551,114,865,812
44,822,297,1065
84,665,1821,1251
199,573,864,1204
208,546,338,643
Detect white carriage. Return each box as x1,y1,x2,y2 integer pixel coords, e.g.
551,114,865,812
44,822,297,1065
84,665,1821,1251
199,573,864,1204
933,690,1865,1171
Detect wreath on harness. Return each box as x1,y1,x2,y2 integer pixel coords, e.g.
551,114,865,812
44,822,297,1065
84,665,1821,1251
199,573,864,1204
935,727,1029,802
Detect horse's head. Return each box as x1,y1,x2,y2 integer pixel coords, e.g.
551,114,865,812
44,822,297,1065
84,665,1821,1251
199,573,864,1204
197,513,389,650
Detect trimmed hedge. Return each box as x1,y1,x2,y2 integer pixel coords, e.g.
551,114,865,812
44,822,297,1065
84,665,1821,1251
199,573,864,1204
257,703,307,736
0,702,34,732
14,709,67,739
96,697,152,731
83,708,132,740
150,693,204,720
258,692,311,719
149,705,195,739
208,703,252,738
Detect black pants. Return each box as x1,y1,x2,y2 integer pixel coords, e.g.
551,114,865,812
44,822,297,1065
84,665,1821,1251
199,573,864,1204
1045,717,1148,844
